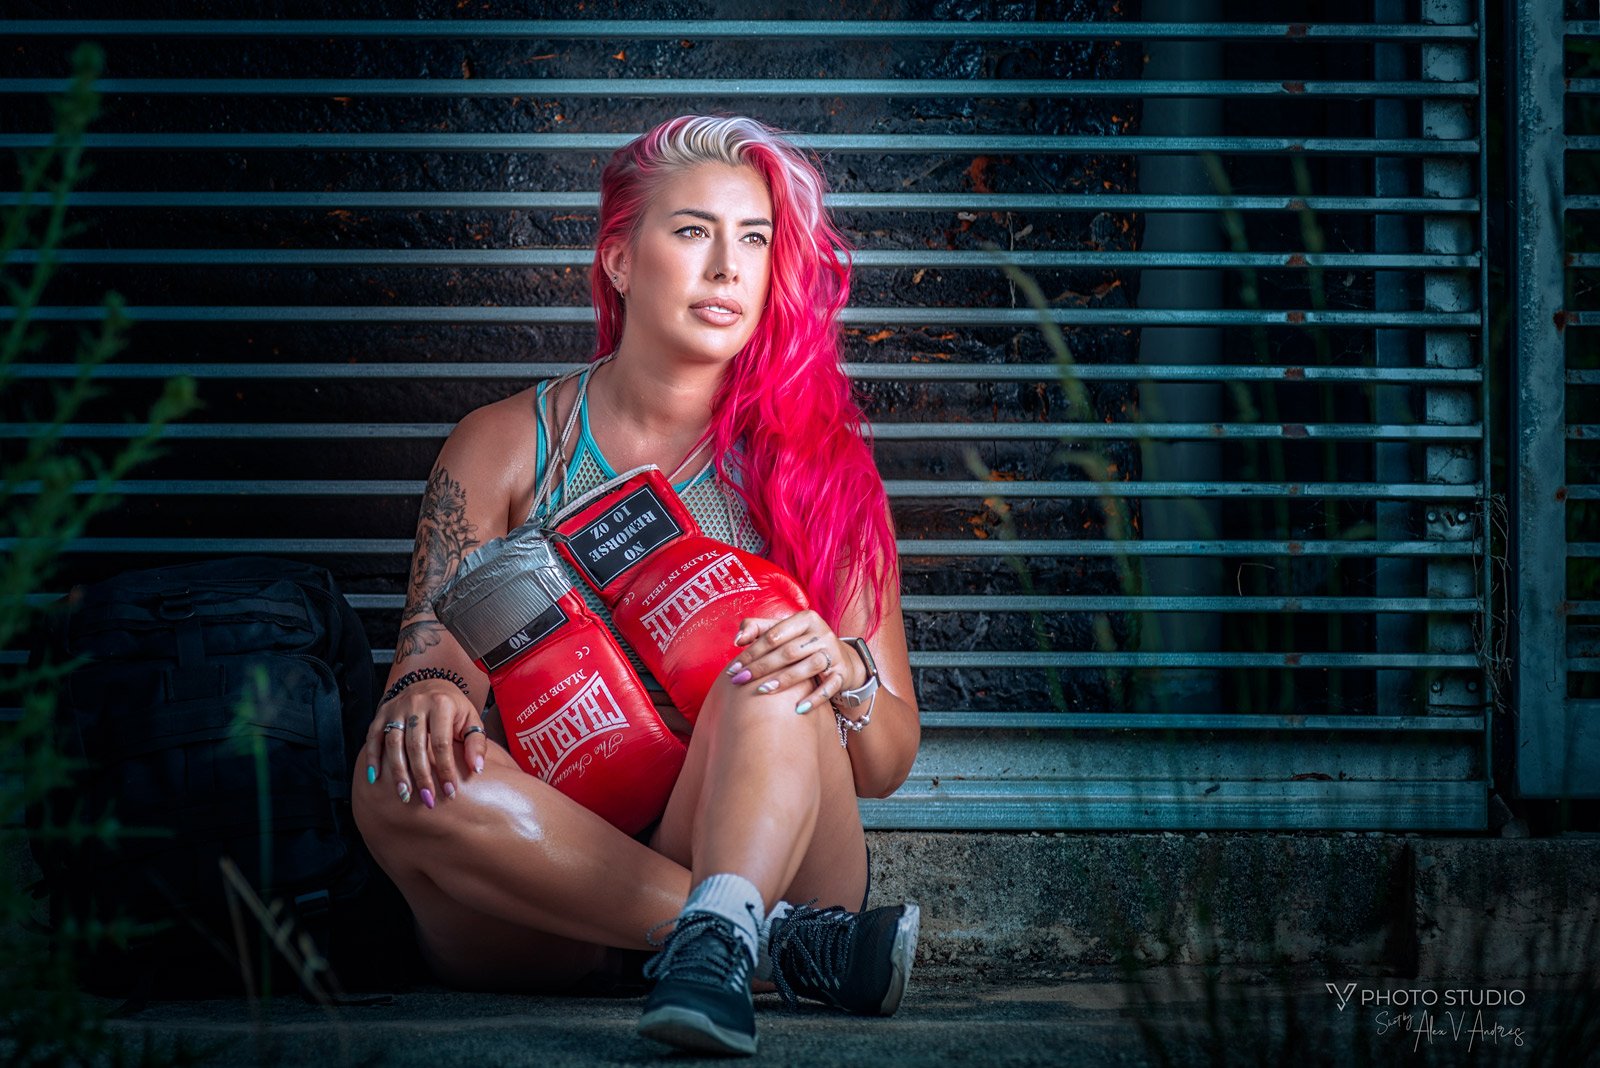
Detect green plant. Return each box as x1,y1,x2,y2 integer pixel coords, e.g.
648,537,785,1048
0,41,202,1067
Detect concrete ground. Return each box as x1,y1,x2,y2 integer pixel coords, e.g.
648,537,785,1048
13,832,1598,1066
89,965,1596,1068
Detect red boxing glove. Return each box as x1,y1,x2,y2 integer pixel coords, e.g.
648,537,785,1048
546,465,810,724
432,523,686,836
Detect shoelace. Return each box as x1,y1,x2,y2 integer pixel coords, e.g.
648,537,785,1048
642,911,754,992
767,903,855,1008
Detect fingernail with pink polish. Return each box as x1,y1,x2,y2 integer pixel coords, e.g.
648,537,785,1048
444,782,457,799
731,669,752,685
421,788,435,810
757,680,779,694
725,661,744,677
474,755,485,774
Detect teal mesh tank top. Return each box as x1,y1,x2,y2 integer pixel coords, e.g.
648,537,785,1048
522,367,768,704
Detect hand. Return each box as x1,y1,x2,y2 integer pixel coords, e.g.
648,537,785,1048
725,610,864,715
361,679,490,809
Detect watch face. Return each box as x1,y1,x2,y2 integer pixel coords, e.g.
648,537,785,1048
847,636,877,677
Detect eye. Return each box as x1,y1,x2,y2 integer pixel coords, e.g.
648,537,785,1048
743,232,770,247
676,224,709,239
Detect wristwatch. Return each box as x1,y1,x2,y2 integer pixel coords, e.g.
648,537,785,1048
835,636,880,708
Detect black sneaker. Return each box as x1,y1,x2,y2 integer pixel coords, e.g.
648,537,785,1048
768,901,920,1016
637,910,758,1056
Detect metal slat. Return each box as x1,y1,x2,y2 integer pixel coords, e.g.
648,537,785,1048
0,132,1480,156
0,20,1484,41
0,191,1481,214
0,704,1483,732
365,648,1480,669
11,592,1484,613
0,306,1485,327
4,249,1481,270
908,713,1486,730
0,77,1481,99
901,596,1477,612
906,652,1478,669
0,537,1482,557
1,422,1484,442
8,478,1486,498
4,362,1486,383
858,779,1486,831
0,648,1481,669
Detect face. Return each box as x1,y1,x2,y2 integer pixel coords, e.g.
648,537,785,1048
603,161,774,365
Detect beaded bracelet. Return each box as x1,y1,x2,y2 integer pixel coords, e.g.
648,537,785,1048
380,667,469,708
833,686,877,749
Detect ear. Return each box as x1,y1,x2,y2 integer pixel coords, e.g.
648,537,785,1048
599,241,629,294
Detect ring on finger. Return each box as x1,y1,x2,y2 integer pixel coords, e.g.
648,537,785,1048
822,650,833,671
382,721,406,735
463,725,485,739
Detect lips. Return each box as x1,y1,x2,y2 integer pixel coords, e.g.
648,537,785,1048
689,297,744,328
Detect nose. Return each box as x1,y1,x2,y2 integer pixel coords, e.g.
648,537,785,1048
707,237,737,283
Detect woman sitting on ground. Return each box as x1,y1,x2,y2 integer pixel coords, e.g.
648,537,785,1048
352,113,921,1056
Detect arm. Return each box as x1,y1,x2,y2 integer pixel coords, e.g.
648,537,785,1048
729,497,921,800
361,404,513,801
828,553,919,800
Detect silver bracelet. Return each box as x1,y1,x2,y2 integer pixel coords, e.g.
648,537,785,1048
833,685,877,748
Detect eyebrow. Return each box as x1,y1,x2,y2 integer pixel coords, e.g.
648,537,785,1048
670,208,773,228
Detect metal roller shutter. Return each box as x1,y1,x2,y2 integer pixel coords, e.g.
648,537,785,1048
2,5,1492,829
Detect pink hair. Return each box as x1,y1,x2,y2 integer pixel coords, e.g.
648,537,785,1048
590,115,897,637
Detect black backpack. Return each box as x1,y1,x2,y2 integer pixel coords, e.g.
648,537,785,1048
25,555,419,1000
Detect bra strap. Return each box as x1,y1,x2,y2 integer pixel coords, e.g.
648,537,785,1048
531,354,612,522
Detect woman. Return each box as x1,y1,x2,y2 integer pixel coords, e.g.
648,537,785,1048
352,114,921,1056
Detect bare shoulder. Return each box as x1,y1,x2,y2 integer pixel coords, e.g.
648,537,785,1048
465,387,543,446
453,382,572,531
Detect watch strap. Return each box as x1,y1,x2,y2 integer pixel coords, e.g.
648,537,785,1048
836,636,879,709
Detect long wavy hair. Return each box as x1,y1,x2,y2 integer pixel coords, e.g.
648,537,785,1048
591,114,896,637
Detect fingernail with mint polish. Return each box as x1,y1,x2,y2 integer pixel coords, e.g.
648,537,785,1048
421,788,435,810
731,669,753,685
366,765,377,785
795,700,812,715
398,783,411,804
725,661,744,677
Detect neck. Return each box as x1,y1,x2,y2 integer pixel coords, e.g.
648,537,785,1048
589,343,724,455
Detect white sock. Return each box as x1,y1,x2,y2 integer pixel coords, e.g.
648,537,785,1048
682,873,764,969
754,900,795,982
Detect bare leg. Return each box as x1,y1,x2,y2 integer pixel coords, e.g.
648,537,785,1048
649,672,867,913
352,674,866,991
352,739,690,988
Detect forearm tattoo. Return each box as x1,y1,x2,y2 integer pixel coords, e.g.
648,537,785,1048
398,466,481,659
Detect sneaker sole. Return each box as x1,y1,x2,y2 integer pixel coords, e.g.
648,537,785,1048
875,900,921,1017
638,1005,758,1056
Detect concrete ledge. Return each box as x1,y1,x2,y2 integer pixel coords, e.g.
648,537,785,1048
10,831,1599,983
866,832,1600,980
